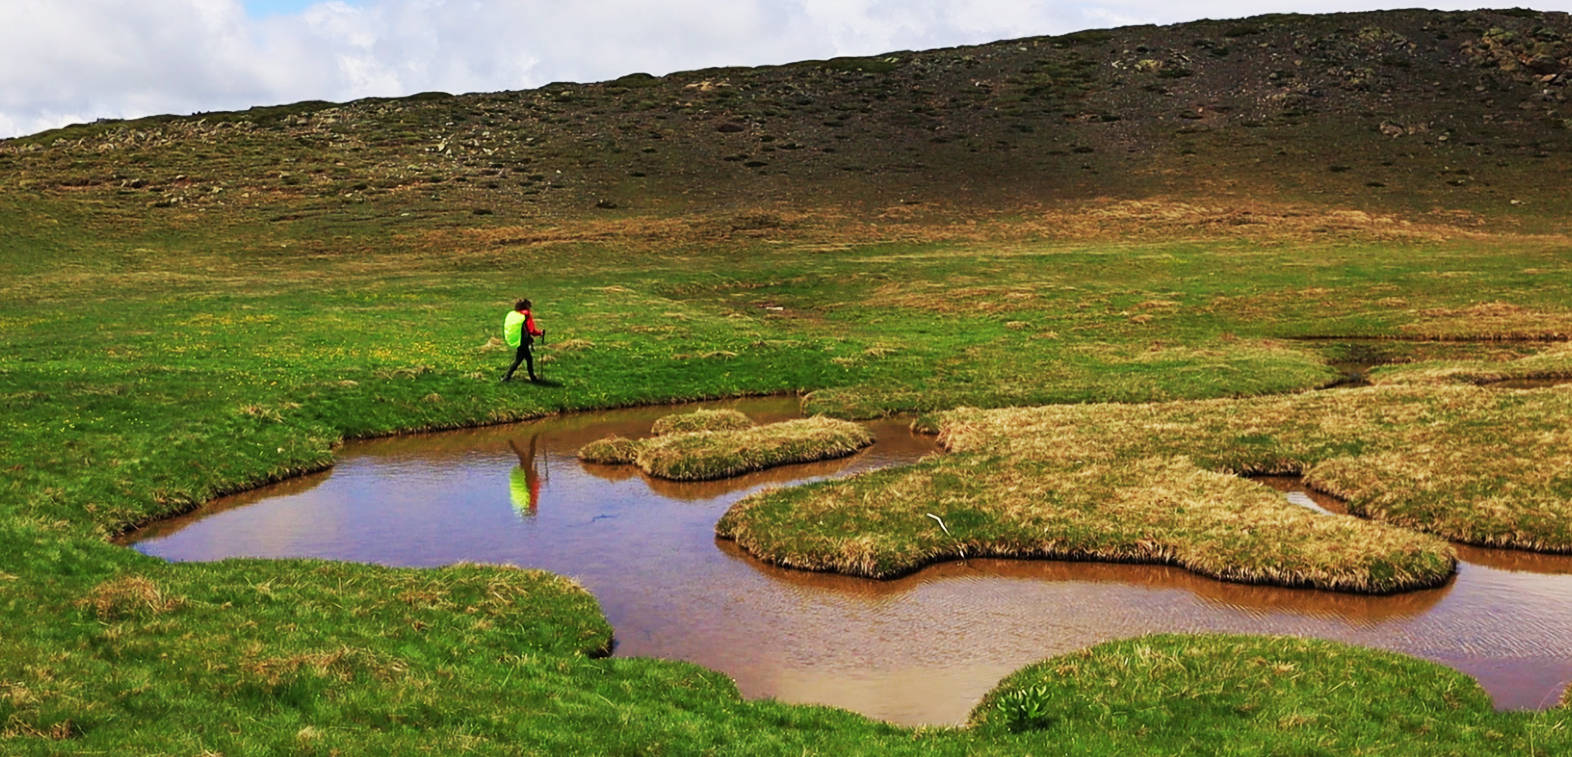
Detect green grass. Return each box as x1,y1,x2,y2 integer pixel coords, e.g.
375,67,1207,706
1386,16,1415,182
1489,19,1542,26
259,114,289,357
4,7,1572,751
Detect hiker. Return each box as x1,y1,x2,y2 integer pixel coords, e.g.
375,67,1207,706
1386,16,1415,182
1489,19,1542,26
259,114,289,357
501,298,545,382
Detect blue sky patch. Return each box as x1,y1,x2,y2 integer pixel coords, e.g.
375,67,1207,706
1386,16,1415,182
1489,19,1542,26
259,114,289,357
244,0,358,17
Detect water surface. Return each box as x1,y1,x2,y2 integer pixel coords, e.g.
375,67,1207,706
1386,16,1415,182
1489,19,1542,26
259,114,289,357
129,398,1572,725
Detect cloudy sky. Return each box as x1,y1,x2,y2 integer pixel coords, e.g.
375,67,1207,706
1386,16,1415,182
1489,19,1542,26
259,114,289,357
2,1,1568,139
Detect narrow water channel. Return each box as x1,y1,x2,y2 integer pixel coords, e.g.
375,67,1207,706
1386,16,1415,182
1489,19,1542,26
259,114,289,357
126,397,1572,726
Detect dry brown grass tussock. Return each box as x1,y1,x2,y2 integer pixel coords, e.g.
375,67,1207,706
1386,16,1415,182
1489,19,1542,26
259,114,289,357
75,575,187,621
238,646,408,688
640,417,872,481
846,198,1513,245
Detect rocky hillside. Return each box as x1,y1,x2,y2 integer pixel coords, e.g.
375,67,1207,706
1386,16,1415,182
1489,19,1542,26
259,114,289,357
3,9,1570,222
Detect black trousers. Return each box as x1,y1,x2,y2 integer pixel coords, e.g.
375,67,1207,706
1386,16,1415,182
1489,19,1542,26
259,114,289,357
503,338,536,380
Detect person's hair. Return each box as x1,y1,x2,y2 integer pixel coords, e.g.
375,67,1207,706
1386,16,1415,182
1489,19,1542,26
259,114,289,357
515,299,530,311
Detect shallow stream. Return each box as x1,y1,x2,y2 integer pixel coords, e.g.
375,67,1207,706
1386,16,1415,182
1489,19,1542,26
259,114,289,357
128,397,1572,726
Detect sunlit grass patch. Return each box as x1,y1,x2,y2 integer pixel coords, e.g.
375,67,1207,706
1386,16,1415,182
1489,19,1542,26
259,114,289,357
650,408,754,435
641,417,871,481
801,387,916,419
937,384,1572,552
802,339,1334,419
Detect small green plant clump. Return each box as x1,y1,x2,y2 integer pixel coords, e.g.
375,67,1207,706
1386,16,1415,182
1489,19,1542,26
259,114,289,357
990,684,1055,732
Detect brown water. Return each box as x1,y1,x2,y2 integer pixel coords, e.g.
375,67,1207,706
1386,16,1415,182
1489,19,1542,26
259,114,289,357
127,398,1572,726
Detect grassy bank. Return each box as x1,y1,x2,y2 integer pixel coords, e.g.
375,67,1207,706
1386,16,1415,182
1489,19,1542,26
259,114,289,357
1371,342,1572,386
970,634,1565,753
577,435,646,464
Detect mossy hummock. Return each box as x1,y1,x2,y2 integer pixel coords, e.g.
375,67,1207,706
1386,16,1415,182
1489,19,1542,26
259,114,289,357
576,435,644,465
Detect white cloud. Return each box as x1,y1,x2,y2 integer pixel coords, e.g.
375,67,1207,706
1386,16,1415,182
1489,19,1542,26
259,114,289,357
2,0,1570,138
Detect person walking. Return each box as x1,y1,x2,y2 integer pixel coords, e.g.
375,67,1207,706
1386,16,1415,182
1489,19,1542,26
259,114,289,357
501,298,545,382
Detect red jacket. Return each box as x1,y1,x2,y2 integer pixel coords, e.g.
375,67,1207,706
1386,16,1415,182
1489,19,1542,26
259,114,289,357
521,309,543,337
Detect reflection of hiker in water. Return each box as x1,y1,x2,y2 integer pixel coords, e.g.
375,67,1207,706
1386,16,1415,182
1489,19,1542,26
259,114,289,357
500,298,545,382
508,435,544,516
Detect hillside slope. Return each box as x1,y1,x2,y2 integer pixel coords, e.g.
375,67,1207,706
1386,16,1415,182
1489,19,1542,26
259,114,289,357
2,8,1570,225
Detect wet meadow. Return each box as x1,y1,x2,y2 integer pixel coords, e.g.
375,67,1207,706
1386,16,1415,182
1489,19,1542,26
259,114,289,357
5,8,1572,753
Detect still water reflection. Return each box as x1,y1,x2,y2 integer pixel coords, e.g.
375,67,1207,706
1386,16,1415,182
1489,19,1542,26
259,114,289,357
128,398,1572,726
